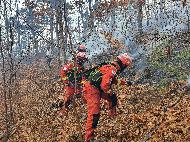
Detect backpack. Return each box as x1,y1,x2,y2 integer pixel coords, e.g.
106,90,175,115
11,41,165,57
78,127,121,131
83,62,109,90
66,68,83,83
87,68,103,90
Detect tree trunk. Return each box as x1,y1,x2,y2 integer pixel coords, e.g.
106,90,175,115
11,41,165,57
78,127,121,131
50,7,54,51
55,8,60,60
8,23,15,125
78,0,85,34
186,6,190,32
0,24,9,138
1,2,11,138
159,0,165,28
78,16,81,41
56,0,66,65
137,1,143,35
146,0,150,26
110,0,116,32
88,0,94,31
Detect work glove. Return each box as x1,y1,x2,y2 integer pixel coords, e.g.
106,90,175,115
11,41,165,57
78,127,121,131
108,92,117,117
119,79,133,86
65,99,72,110
126,80,133,86
57,107,68,117
50,99,70,117
50,99,64,111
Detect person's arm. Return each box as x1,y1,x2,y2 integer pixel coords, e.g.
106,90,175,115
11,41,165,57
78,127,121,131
60,63,73,83
100,67,117,94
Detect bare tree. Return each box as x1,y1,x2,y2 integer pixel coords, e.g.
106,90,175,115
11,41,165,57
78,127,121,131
56,0,66,65
137,0,143,35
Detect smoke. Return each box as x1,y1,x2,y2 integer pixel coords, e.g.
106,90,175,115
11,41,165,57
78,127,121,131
129,44,149,73
187,76,190,86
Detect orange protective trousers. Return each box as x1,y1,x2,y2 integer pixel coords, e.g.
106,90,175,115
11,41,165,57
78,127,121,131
64,84,82,107
83,81,115,142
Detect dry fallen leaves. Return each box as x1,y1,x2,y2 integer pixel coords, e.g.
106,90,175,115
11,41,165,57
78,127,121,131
0,59,189,142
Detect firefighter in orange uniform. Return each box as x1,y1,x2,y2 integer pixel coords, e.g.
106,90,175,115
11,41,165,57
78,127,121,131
59,45,88,111
82,53,132,141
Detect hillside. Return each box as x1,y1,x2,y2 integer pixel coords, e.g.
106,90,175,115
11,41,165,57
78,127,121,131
0,32,189,142
1,0,190,142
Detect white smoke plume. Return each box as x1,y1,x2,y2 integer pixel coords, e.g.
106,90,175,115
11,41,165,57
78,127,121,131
187,76,190,86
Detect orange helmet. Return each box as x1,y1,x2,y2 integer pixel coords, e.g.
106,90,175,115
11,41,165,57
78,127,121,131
78,44,86,52
117,53,132,67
